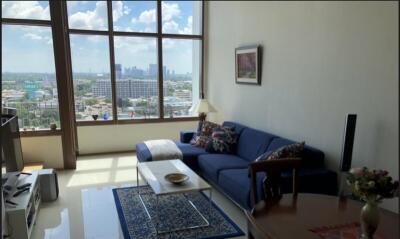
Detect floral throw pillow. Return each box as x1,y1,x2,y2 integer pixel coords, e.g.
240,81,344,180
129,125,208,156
205,127,238,153
255,142,305,161
190,121,222,148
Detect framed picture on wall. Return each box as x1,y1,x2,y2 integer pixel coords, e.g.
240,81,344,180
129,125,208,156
235,45,261,85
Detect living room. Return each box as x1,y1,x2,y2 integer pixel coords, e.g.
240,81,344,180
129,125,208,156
1,1,398,239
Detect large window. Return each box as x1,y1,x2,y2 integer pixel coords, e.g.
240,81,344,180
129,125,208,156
163,39,201,118
66,0,203,123
1,1,61,131
70,35,113,121
114,36,159,119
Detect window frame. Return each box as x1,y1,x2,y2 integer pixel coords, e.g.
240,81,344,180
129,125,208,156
64,1,204,126
1,13,61,137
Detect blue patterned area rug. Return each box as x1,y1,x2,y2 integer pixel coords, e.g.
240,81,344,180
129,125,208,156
112,186,245,239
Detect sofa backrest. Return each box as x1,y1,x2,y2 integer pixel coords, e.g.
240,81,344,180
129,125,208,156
236,128,277,162
222,121,247,134
266,137,325,168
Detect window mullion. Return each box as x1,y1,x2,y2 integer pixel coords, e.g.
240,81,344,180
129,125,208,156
107,1,118,122
157,0,164,119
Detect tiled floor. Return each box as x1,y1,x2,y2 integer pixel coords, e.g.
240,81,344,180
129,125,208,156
31,153,247,239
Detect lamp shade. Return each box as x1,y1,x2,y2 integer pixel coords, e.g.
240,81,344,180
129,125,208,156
193,99,216,114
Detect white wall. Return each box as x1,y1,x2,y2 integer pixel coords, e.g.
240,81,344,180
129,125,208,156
20,121,198,168
21,136,64,169
206,1,398,212
77,121,198,154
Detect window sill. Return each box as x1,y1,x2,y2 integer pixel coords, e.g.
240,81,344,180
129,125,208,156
76,117,199,127
20,129,62,137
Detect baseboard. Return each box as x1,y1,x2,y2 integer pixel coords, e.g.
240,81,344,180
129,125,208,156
77,149,136,157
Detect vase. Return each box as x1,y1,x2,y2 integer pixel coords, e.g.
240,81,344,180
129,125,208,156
360,202,380,239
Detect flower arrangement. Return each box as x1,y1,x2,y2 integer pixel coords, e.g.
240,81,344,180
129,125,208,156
347,167,399,203
347,167,398,239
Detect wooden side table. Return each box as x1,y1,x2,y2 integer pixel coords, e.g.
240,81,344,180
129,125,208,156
246,194,399,239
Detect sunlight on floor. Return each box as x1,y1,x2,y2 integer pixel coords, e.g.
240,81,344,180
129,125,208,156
76,158,114,171
31,153,247,239
116,156,137,167
67,171,111,187
114,169,137,183
67,154,138,187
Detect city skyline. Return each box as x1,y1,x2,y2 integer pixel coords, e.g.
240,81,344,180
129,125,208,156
2,62,191,77
2,1,201,74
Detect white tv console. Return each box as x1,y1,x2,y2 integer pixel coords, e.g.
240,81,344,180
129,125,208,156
3,171,41,239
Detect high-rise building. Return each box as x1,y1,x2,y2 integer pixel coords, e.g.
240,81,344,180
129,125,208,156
24,81,40,99
148,64,169,78
115,64,122,79
148,64,157,77
92,80,112,98
124,66,144,77
92,79,162,99
163,66,167,78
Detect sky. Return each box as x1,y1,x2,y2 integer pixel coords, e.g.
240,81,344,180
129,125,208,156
2,1,202,74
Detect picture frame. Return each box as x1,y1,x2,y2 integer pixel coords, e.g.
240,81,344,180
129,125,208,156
235,45,261,85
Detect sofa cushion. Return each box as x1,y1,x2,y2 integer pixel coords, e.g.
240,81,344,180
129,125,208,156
282,168,338,195
218,168,266,209
267,138,325,168
237,128,277,162
174,141,208,170
218,167,338,209
180,130,196,143
198,154,249,183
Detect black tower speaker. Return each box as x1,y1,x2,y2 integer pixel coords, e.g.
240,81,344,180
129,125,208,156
340,114,357,172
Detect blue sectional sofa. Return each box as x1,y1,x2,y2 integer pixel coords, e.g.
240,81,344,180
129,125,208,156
136,121,337,209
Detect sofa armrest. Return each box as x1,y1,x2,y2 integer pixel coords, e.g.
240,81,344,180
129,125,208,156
180,130,197,143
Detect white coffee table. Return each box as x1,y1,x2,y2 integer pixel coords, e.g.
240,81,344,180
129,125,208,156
136,159,212,234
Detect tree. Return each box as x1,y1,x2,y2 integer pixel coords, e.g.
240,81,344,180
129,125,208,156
122,98,132,107
136,100,148,107
85,98,98,106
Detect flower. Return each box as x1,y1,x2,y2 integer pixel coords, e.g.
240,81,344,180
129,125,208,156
368,181,375,188
347,167,399,203
350,167,363,177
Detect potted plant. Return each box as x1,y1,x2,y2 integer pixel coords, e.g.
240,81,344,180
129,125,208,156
347,167,399,239
50,123,57,131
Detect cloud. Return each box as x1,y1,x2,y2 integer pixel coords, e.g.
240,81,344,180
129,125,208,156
68,1,108,30
113,1,130,22
2,1,50,20
114,37,156,54
163,16,193,35
163,20,179,33
162,2,181,21
163,38,176,49
179,16,193,34
68,1,132,30
22,28,53,45
23,33,43,41
138,9,156,24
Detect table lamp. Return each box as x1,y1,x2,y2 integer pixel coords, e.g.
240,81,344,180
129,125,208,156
192,98,216,136
193,98,216,122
